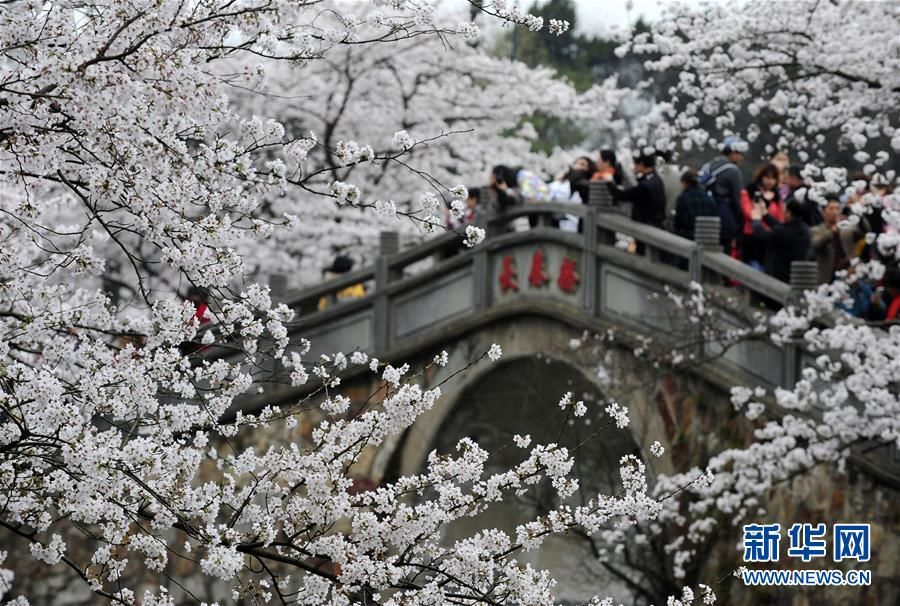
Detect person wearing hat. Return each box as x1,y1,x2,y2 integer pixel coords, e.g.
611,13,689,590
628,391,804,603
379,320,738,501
318,255,366,310
700,136,747,254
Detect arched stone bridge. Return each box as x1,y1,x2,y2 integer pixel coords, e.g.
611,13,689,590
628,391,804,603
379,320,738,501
236,199,899,490
286,201,797,382
219,196,900,606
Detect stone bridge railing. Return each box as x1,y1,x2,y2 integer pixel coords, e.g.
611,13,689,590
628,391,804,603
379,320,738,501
278,195,815,391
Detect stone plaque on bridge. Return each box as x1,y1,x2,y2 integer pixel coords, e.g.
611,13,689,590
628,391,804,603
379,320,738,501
301,311,374,359
393,268,474,338
600,265,676,334
492,243,583,303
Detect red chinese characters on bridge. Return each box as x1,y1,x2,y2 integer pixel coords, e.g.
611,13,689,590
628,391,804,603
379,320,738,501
498,251,578,294
499,255,518,292
557,257,579,292
528,250,550,287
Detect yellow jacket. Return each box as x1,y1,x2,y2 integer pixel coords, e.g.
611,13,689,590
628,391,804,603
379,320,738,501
318,283,366,310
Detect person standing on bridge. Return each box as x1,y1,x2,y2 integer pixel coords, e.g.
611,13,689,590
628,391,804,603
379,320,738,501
784,164,823,227
674,169,717,241
446,187,480,230
699,136,746,255
553,156,595,203
750,198,811,283
739,163,784,271
318,255,366,311
490,164,552,230
489,165,552,210
607,152,667,230
550,156,596,232
810,196,850,284
868,265,900,323
591,149,623,185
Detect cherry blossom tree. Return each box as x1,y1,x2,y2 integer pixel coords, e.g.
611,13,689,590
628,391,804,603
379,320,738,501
227,25,583,285
5,0,897,603
618,0,900,160
0,1,725,605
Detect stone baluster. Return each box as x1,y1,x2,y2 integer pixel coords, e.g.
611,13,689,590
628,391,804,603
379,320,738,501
589,181,617,245
688,216,721,359
690,216,721,283
374,231,399,354
379,230,400,257
588,181,615,210
782,260,819,388
693,216,721,250
582,205,598,316
269,273,288,301
789,260,818,294
478,186,500,236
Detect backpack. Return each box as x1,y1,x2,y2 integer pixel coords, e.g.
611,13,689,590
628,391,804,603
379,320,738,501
699,160,741,242
698,160,737,201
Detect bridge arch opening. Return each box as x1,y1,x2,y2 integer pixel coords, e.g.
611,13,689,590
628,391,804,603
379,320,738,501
427,355,643,604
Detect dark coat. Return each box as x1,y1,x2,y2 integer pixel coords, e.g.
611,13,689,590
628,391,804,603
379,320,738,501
752,215,811,283
786,187,824,226
705,156,744,244
610,171,666,228
674,186,717,240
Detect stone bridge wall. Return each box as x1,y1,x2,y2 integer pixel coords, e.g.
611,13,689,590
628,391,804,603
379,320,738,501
240,309,900,606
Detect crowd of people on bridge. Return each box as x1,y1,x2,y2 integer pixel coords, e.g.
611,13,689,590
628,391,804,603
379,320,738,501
449,140,899,323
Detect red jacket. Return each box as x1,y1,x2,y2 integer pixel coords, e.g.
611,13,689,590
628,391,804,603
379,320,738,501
740,189,784,235
888,295,900,321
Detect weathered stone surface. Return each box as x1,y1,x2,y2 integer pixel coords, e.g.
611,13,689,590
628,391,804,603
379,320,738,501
290,312,900,606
